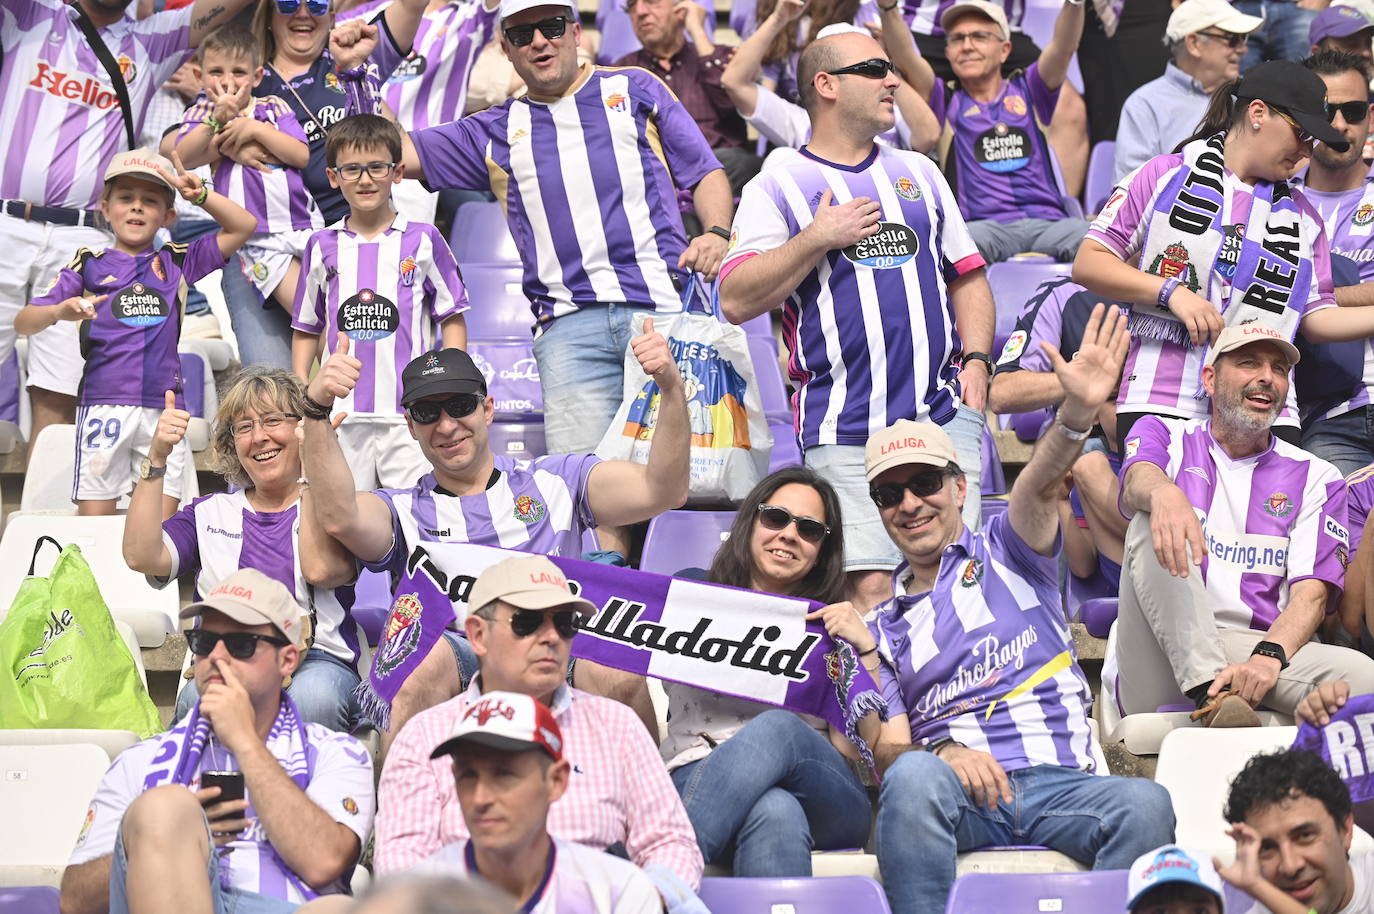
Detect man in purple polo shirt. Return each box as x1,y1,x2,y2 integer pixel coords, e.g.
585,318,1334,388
868,304,1174,914
1114,322,1374,728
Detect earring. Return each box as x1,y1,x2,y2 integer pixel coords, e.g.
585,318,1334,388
1252,122,1261,130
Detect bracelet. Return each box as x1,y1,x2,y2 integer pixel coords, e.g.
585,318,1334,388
1157,276,1181,309
204,114,223,133
858,645,879,657
1066,0,1084,6
928,737,963,758
1055,414,1092,441
190,185,209,207
301,395,333,420
878,1,898,9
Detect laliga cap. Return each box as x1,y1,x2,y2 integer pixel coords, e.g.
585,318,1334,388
1165,0,1263,42
864,420,959,482
1203,322,1301,369
940,0,1011,39
430,690,565,760
104,149,179,194
1127,845,1225,913
468,554,598,618
498,0,574,23
1310,4,1373,44
180,568,303,644
400,349,487,407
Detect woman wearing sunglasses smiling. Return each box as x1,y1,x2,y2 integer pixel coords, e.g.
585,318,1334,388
123,367,365,733
661,467,879,877
1076,58,1374,448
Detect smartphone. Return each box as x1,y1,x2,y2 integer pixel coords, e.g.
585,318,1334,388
201,770,245,806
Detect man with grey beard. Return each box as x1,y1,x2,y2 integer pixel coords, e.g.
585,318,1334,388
1111,322,1374,727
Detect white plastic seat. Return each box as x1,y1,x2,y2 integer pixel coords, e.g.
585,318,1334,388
0,743,109,887
17,424,76,516
0,729,139,762
177,338,233,373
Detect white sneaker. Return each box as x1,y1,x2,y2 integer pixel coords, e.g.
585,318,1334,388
181,311,222,340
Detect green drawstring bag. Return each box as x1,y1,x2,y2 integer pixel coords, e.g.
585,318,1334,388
0,536,162,738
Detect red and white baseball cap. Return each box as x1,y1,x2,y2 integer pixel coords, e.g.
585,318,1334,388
429,691,564,761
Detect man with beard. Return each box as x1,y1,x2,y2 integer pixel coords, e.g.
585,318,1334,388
1111,322,1374,726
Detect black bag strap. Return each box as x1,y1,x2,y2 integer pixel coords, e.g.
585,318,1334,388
28,536,64,577
71,7,137,150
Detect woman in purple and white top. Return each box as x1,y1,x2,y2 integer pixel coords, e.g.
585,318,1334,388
663,467,878,877
123,367,364,732
1073,59,1374,446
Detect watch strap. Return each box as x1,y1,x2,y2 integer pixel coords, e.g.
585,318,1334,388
1251,640,1290,670
963,351,994,373
707,225,731,242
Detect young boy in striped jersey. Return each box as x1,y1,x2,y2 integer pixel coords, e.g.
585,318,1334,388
292,114,468,489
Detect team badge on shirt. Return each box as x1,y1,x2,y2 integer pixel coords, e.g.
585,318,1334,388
151,257,167,283
893,177,922,201
399,256,418,287
605,92,629,113
341,797,359,815
324,71,344,93
116,55,137,84
1125,437,1140,459
74,805,95,847
1355,204,1374,227
252,261,270,282
1148,242,1201,292
1338,544,1351,569
1263,492,1293,517
376,592,425,676
513,494,546,524
959,558,984,587
1003,95,1026,116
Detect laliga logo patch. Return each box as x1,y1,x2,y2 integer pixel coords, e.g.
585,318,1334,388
151,257,167,283
339,288,400,341
113,282,171,328
999,330,1027,363
842,222,919,269
376,593,424,677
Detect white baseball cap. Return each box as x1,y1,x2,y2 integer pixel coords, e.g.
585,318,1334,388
498,0,574,24
940,0,1011,39
1203,322,1301,369
1166,0,1264,42
864,420,960,481
104,148,178,194
1127,845,1226,912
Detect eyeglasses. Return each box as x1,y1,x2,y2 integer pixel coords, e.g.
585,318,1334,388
1196,30,1248,49
1326,100,1371,124
275,0,330,16
756,504,830,544
407,394,483,424
945,30,1002,46
331,161,397,182
869,468,953,509
826,57,898,79
503,16,569,47
1271,107,1315,145
492,608,580,639
230,412,300,438
186,629,291,659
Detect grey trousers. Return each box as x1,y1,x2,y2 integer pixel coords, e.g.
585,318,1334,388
1115,513,1374,716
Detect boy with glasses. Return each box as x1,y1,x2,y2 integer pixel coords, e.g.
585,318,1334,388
291,113,468,490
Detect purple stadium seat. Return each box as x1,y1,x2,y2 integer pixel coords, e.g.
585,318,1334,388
640,509,735,575
450,200,517,266
467,340,542,418
0,886,60,914
980,426,1006,495
768,419,801,472
1086,140,1117,212
987,259,1072,355
748,334,790,424
178,352,206,417
462,263,531,339
487,421,547,461
699,876,890,914
740,311,773,343
944,870,1127,913
353,569,393,646
1079,597,1119,638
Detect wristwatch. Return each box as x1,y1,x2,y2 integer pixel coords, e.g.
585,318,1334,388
139,459,167,481
706,225,731,242
1251,641,1290,671
962,352,995,375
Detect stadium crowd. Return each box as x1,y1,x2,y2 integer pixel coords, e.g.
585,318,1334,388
8,0,1374,909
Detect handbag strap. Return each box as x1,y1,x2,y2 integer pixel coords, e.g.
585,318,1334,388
27,536,64,577
71,7,137,151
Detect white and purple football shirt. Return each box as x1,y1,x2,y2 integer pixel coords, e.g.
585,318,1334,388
931,63,1066,224
410,66,721,328
1088,156,1336,420
31,234,225,409
723,144,985,448
373,0,498,131
1347,462,1374,557
175,95,322,236
900,0,1024,35
293,215,467,417
1120,415,1349,631
162,490,361,666
1,0,194,210
871,512,1097,773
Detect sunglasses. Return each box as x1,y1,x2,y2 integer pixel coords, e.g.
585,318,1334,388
826,57,898,79
1271,107,1315,145
869,468,953,509
1326,100,1371,123
504,16,569,47
331,161,397,182
275,0,331,16
495,608,580,639
407,393,483,424
1197,29,1248,49
756,504,830,544
186,629,290,659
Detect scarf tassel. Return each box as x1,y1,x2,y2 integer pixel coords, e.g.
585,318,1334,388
1128,311,1192,346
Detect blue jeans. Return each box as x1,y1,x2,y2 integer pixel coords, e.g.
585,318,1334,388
967,218,1092,264
532,303,658,454
876,753,1176,914
1234,0,1318,69
442,630,482,689
109,809,298,914
177,649,362,732
223,253,293,369
1301,405,1374,477
669,710,873,877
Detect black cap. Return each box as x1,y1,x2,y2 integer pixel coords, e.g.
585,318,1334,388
1236,61,1351,152
400,349,487,407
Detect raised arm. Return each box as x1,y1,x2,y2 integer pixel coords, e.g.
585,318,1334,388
1036,0,1085,91
156,152,257,258
876,0,935,98
721,0,806,117
123,390,187,576
297,416,362,589
188,0,256,47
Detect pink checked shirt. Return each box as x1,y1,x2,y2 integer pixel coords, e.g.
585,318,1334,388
375,679,704,886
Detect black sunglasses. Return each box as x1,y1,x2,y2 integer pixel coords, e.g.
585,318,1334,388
407,393,483,424
870,468,953,509
826,57,898,79
1197,29,1248,49
757,504,830,544
186,629,290,659
504,15,568,47
495,608,580,639
1327,100,1371,123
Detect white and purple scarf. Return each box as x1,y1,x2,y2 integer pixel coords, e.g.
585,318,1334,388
356,543,888,770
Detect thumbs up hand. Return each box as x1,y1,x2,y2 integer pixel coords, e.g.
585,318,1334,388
149,388,190,465
306,332,363,407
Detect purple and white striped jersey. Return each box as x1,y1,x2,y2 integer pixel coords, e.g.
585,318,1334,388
1,0,194,210
411,66,721,329
1120,416,1349,631
871,513,1097,773
1088,155,1336,420
723,144,984,448
31,234,225,409
175,95,322,236
1346,462,1374,557
293,215,467,417
931,63,1066,224
162,490,361,666
367,455,602,579
69,718,374,902
376,0,498,130
900,0,1024,35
